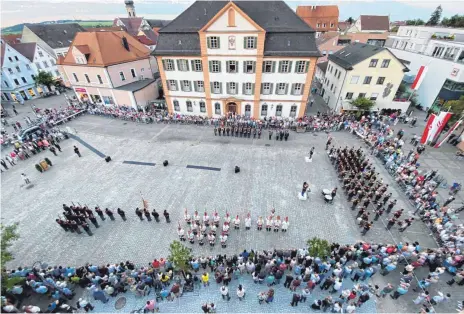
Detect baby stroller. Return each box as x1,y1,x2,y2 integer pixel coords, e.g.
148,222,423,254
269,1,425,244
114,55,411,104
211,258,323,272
183,281,194,293
322,189,334,204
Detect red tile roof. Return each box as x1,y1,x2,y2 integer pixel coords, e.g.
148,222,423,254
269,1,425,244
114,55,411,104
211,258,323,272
59,31,150,67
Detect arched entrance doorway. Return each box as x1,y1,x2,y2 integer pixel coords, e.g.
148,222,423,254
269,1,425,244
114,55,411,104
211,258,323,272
227,102,237,113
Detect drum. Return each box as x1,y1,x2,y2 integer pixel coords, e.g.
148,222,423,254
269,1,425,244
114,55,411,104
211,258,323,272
324,195,333,201
322,189,331,195
40,160,49,171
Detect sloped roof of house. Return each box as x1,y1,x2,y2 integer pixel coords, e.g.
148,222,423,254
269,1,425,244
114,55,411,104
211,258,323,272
359,15,390,31
10,43,37,62
58,31,150,67
0,44,6,67
154,1,319,57
328,42,408,71
338,21,351,32
113,17,144,36
135,35,156,46
1,34,22,45
317,61,329,73
296,5,339,18
24,23,86,48
145,19,171,28
316,31,339,45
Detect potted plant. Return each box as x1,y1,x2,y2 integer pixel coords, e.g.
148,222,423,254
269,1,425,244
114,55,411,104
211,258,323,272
35,164,43,172
431,34,437,39
45,158,52,166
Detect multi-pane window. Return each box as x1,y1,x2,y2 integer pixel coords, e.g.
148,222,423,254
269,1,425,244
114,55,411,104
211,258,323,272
276,83,287,95
72,73,79,82
186,101,193,112
35,63,41,70
363,76,372,84
381,59,390,68
4,81,9,87
26,64,31,70
7,68,13,74
244,36,257,49
43,61,49,68
263,61,274,73
14,79,20,86
164,59,175,71
279,61,291,73
337,71,341,79
292,83,303,95
193,60,202,71
369,59,378,67
177,59,189,71
8,57,12,62
212,81,221,94
131,69,137,78
119,71,126,81
334,69,338,77
226,61,238,73
215,102,221,115
16,66,21,72
227,82,237,94
181,80,191,92
244,61,255,73
245,104,251,117
21,77,27,83
84,74,90,83
200,101,206,113
244,82,253,95
377,77,385,85
208,36,220,49
345,92,354,99
97,75,103,84
173,100,180,111
295,61,308,73
262,82,272,95
261,104,268,116
330,83,334,91
276,105,283,116
290,105,297,117
350,76,359,84
210,60,220,73
358,93,366,98
38,51,44,57
370,93,379,101
167,80,178,91
195,81,205,92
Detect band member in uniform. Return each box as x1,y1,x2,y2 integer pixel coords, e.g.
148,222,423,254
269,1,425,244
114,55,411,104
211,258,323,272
56,219,68,231
210,223,217,236
203,212,210,227
105,208,115,221
135,208,144,221
213,212,220,227
274,216,281,232
220,232,228,248
257,216,264,231
197,232,205,246
184,209,192,225
234,215,240,230
188,229,195,244
82,222,93,236
222,221,230,235
144,209,152,221
193,210,200,225
245,213,251,230
152,209,160,222
117,208,126,221
281,217,289,232
208,232,215,247
224,212,231,224
95,207,105,220
266,216,273,232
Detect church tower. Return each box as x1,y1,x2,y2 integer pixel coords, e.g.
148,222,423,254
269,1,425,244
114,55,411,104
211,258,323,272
125,0,136,17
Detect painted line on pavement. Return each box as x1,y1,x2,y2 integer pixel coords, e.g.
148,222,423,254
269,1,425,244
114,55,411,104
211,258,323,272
122,161,156,167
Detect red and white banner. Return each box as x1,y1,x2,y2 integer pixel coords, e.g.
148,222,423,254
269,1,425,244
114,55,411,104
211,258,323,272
420,114,436,144
434,119,461,148
430,111,453,143
412,65,428,90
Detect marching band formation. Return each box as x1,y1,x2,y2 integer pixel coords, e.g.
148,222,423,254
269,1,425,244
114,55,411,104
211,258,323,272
177,210,290,248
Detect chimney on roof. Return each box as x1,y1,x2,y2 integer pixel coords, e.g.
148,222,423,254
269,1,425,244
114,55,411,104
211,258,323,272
312,6,316,10
122,36,130,51
63,30,67,34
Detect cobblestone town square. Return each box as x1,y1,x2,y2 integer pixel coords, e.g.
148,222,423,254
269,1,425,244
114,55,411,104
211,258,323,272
3,108,463,312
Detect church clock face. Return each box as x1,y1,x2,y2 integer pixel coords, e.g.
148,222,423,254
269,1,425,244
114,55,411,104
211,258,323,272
228,36,236,50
